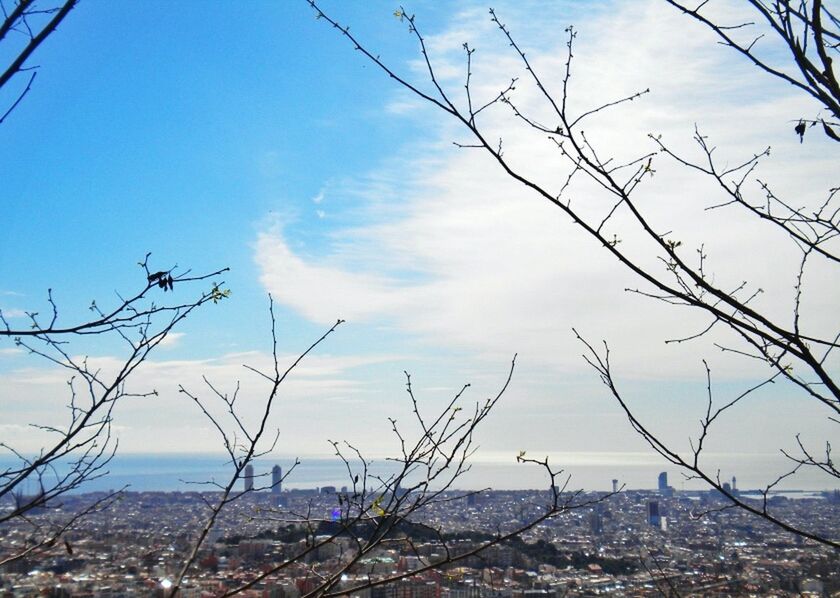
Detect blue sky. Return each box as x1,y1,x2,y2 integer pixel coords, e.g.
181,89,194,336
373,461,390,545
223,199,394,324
1,1,838,490
1,1,435,352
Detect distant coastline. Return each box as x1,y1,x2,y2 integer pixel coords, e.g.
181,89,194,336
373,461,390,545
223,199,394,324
2,452,836,494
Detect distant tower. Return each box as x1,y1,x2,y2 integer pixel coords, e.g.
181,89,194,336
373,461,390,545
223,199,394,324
657,472,668,491
271,465,282,494
732,476,737,492
647,500,661,527
244,464,254,492
589,507,603,535
612,479,619,493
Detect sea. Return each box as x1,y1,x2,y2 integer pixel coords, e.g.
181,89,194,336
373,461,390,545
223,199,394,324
3,452,836,495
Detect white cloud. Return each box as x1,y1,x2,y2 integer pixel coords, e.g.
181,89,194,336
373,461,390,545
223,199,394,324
256,0,838,380
0,308,26,319
251,1,839,470
256,226,410,324
0,348,406,454
157,332,185,348
385,97,424,115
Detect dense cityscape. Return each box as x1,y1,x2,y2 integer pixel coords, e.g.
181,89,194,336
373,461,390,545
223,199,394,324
2,470,839,597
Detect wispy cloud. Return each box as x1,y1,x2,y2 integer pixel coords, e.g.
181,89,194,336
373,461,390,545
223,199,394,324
255,0,836,383
0,349,405,454
157,332,185,348
0,308,26,319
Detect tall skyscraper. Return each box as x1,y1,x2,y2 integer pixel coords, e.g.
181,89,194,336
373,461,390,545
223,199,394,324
657,471,668,491
271,465,282,494
244,464,254,492
612,479,618,493
647,500,660,527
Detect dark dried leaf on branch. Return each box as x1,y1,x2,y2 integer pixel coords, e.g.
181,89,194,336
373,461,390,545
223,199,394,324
823,120,840,142
795,120,806,142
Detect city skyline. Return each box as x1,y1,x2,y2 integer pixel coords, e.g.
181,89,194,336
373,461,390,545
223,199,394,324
2,485,837,595
2,453,833,495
